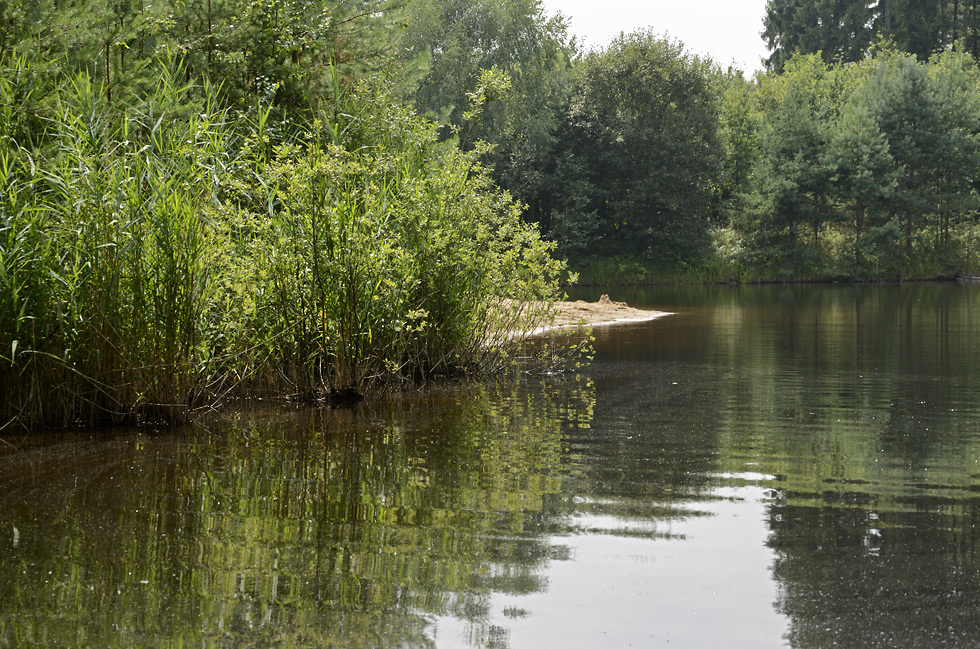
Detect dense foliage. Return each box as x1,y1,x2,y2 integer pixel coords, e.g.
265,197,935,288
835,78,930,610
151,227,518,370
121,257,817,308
521,28,980,284
0,49,567,430
8,0,980,428
539,32,725,264
723,50,980,281
763,0,980,71
405,0,574,203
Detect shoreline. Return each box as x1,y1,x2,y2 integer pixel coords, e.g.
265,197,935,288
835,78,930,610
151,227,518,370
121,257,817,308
529,294,672,335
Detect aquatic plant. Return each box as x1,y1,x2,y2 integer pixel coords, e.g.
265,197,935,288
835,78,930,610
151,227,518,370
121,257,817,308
232,80,568,397
0,53,571,431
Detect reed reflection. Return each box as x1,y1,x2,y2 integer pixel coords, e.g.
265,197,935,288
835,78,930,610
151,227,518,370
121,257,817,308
0,377,595,649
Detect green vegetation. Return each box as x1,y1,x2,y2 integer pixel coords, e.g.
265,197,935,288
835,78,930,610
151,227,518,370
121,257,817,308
539,31,725,264
0,41,568,430
7,0,980,427
723,50,980,282
763,0,980,72
413,2,980,286
530,43,980,285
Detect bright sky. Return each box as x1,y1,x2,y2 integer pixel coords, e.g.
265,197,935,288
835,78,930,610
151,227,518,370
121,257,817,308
538,0,772,73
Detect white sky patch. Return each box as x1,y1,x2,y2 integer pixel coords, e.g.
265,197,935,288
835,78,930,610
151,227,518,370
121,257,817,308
539,0,772,73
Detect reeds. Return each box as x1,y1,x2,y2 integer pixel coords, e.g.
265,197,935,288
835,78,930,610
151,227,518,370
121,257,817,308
0,54,571,431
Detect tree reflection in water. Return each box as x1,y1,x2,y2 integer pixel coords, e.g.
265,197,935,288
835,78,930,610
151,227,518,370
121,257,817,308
0,377,595,649
6,283,980,648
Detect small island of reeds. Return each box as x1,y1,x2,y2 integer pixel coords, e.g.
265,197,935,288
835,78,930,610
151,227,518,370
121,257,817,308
0,55,573,432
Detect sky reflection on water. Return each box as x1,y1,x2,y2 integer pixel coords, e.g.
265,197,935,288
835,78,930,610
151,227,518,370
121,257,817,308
3,284,980,648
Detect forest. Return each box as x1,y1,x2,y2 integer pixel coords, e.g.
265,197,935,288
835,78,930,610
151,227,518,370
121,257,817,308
3,0,980,428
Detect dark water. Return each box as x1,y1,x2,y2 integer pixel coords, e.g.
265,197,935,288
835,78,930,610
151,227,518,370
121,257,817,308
3,283,980,648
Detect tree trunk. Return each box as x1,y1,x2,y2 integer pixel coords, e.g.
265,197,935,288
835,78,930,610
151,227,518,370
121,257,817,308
906,208,913,261
954,0,961,43
855,201,865,268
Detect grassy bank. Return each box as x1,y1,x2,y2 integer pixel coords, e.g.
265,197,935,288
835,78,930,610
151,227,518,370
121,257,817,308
0,55,571,431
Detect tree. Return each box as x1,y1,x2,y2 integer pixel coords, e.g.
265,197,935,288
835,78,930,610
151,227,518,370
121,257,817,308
1,0,409,120
763,0,876,72
763,0,980,72
830,83,901,272
927,51,980,251
160,0,411,116
745,54,841,275
716,69,763,227
547,31,724,262
751,50,980,277
861,53,947,265
403,0,575,206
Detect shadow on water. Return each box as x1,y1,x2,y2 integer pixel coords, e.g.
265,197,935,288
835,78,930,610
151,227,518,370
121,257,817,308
4,284,980,648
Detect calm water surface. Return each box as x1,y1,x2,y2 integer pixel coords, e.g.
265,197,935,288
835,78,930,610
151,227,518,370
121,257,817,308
3,284,980,648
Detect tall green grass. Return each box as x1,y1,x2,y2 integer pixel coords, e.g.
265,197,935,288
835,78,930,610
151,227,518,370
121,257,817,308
243,83,568,398
0,54,570,431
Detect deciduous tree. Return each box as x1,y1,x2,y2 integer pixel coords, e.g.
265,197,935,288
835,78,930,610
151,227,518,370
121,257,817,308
547,31,724,262
404,0,575,207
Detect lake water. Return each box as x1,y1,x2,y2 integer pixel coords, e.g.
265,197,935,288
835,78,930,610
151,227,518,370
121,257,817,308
2,283,980,648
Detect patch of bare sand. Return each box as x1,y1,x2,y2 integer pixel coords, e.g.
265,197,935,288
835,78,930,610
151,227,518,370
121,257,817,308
534,294,671,333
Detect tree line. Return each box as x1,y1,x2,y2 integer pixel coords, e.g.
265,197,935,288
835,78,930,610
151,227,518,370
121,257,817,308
6,0,979,282
403,1,980,282
4,0,980,427
404,0,980,282
735,50,980,280
763,0,980,72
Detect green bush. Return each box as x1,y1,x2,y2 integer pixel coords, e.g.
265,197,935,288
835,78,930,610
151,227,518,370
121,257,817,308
0,55,570,431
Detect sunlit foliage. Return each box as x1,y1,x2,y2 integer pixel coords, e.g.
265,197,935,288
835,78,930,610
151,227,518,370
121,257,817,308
0,52,569,430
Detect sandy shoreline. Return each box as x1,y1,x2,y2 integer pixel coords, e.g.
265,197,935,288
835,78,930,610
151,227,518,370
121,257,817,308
532,294,671,334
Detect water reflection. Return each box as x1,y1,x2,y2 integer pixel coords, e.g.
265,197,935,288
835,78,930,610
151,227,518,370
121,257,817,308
0,378,594,649
579,282,980,648
4,284,980,648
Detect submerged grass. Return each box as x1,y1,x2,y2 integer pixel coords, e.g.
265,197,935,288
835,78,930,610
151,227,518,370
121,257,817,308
0,54,574,431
